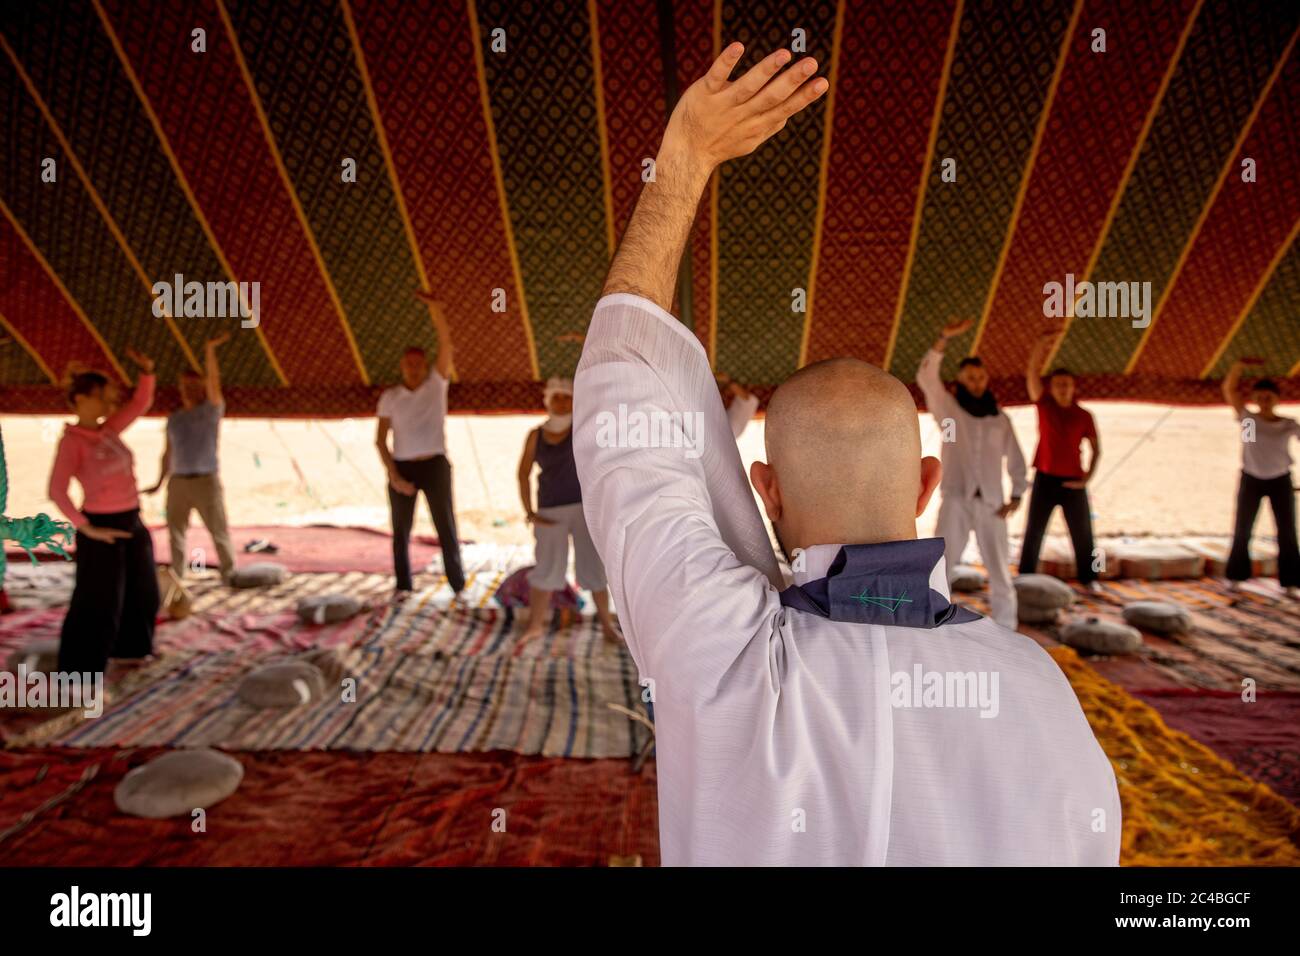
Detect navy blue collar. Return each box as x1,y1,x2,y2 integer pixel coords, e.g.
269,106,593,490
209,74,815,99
779,538,981,628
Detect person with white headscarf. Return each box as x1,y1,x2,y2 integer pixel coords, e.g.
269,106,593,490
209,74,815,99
716,371,760,438
517,377,620,641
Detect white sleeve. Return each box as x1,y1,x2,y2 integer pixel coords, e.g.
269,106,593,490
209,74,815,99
726,392,760,438
916,348,952,422
376,388,392,419
1003,413,1028,499
573,294,782,692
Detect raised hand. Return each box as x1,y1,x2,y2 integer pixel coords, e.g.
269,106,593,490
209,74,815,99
660,43,828,186
124,347,154,373
941,318,975,339
206,332,232,349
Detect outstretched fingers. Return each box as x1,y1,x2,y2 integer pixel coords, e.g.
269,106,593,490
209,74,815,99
750,57,822,115
703,41,745,92
729,48,793,103
754,73,829,131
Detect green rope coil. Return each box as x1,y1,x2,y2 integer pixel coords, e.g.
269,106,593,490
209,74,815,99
0,427,75,590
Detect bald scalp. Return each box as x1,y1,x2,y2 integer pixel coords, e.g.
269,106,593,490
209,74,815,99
764,358,922,540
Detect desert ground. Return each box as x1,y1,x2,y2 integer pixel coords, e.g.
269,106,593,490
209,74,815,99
2,401,1294,556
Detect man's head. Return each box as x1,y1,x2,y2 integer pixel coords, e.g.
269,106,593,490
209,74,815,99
399,347,428,389
1047,368,1076,406
1252,378,1280,414
179,370,204,408
956,356,989,397
750,358,941,557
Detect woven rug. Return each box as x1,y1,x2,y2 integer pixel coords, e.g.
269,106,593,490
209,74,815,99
1049,646,1300,866
957,576,1300,692
0,746,660,866
7,582,648,758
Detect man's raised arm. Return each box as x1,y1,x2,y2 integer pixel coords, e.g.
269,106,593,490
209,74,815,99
602,43,827,306
572,44,826,683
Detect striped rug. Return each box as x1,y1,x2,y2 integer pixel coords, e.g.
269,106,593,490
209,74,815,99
10,577,650,759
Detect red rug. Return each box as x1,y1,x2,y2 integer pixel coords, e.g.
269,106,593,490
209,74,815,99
6,524,443,575
150,524,444,575
0,746,659,866
1129,690,1300,808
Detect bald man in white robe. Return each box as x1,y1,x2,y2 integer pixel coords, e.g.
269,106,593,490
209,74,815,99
573,44,1120,866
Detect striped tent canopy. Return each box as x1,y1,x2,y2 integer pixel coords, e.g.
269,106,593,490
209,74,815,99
1,0,1298,416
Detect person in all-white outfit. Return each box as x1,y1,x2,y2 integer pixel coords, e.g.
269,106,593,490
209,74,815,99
571,42,1119,866
916,318,1027,628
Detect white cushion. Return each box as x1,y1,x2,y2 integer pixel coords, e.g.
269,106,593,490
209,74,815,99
228,562,288,589
1017,603,1061,625
1122,601,1192,635
5,638,60,674
949,564,987,593
238,661,326,708
1061,618,1143,655
114,749,243,819
1013,573,1076,609
296,593,363,624
1113,542,1205,580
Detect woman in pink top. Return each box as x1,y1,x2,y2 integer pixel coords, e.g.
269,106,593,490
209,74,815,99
48,349,160,673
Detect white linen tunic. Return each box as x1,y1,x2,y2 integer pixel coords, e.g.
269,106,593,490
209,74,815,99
574,294,1120,866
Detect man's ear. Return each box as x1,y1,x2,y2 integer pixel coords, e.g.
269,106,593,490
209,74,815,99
916,455,942,518
750,460,782,523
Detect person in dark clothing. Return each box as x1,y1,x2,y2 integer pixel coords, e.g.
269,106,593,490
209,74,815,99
47,349,160,673
376,292,465,598
1020,327,1102,589
1221,358,1300,597
517,377,619,641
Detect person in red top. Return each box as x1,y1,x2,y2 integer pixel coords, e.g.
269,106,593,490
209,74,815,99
1019,328,1102,588
47,348,160,673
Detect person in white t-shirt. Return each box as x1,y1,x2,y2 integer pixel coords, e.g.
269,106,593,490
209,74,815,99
375,292,464,597
1222,358,1300,597
716,372,760,438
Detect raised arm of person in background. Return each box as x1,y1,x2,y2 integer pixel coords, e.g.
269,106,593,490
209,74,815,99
205,332,230,407
1221,357,1261,417
575,44,826,683
1025,328,1061,403
103,348,155,435
415,291,454,380
917,318,971,419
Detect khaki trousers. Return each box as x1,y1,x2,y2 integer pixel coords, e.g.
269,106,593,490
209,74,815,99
166,474,235,578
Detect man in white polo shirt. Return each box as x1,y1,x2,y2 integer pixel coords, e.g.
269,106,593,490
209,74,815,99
572,43,1119,866
916,319,1027,628
376,293,464,596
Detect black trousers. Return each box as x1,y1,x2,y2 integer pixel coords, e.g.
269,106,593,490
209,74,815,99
1226,471,1300,586
58,509,159,673
388,455,465,592
1019,471,1097,585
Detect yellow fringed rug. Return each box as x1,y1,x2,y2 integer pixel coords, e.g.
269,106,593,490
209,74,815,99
1050,646,1300,865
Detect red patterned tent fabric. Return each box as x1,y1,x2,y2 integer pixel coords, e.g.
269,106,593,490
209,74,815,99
1,0,1297,416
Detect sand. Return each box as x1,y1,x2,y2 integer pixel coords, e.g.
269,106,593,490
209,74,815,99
2,401,1294,550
